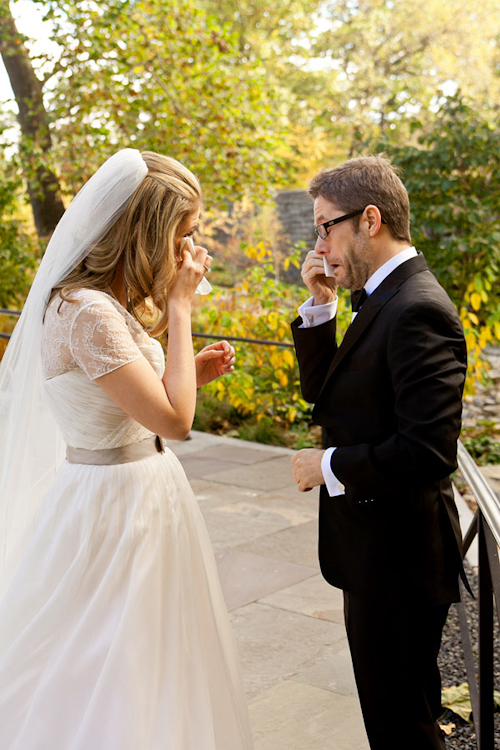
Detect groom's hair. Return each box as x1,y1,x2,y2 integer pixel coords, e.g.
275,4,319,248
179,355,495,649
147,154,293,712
308,155,411,244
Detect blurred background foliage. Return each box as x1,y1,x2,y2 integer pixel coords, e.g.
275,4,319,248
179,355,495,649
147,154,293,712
379,98,500,395
0,165,36,308
0,0,500,444
190,244,349,446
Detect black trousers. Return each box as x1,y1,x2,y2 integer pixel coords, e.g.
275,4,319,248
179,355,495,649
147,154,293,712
343,591,450,750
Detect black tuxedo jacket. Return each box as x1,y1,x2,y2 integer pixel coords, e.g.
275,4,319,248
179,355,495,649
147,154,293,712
292,254,467,605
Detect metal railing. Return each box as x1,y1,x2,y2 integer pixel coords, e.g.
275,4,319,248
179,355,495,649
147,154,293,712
191,331,294,347
455,440,500,750
0,308,21,339
0,308,295,347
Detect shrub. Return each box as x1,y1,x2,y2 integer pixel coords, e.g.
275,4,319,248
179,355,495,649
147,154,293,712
379,96,500,393
0,168,36,309
191,243,351,436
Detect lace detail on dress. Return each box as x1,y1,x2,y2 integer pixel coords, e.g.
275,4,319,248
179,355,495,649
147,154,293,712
42,289,145,380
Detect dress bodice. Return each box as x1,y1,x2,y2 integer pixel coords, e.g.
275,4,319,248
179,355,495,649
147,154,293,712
42,289,165,449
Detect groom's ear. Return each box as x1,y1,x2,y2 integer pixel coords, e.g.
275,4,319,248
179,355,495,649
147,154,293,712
363,205,383,237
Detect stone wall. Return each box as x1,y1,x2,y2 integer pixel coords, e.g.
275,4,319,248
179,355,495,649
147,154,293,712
209,190,313,282
275,189,315,252
275,190,316,283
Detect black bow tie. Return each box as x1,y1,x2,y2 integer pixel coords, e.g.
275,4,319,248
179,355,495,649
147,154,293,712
351,288,367,312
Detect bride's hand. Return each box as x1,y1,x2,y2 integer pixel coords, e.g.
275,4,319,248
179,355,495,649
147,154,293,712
170,244,212,302
195,341,235,387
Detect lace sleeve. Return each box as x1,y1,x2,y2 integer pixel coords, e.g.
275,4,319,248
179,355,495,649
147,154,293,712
69,297,143,380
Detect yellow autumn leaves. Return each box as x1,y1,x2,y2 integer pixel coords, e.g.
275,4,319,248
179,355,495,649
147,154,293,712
192,245,313,428
461,275,500,394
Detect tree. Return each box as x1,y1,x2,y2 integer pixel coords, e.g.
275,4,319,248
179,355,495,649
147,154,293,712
301,0,500,159
0,0,292,241
0,0,65,236
198,0,500,184
380,96,500,388
29,0,287,207
198,0,321,63
3,0,500,237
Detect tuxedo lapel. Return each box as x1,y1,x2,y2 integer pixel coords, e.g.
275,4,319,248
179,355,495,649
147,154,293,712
320,287,396,386
319,253,429,390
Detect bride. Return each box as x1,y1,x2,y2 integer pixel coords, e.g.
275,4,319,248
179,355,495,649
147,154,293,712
0,149,253,749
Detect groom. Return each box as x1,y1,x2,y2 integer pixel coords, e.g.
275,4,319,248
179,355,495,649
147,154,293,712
290,155,467,750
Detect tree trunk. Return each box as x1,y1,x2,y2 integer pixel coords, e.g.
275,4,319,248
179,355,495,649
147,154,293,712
0,1,65,238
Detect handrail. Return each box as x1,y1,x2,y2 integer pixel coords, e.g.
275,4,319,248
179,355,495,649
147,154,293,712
191,332,294,347
0,308,295,348
0,309,21,317
455,440,500,750
0,309,21,340
457,440,500,547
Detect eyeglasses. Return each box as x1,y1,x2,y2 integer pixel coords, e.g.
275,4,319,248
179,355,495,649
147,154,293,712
314,209,387,239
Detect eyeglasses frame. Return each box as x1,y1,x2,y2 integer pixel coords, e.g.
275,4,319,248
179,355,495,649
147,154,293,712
314,208,387,239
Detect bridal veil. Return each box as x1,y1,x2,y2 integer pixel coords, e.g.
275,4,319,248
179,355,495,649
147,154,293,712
0,149,148,570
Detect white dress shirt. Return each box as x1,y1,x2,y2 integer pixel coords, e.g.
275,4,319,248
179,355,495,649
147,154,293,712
298,246,418,496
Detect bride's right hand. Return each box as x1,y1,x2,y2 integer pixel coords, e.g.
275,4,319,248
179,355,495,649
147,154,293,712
169,244,212,302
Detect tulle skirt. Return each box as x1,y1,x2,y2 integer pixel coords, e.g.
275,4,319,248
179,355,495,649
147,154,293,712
0,448,253,750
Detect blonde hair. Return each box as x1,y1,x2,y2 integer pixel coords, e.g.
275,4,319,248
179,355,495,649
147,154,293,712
50,151,202,336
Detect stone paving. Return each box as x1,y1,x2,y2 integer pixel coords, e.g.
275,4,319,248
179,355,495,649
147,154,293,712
165,430,369,749
165,429,484,750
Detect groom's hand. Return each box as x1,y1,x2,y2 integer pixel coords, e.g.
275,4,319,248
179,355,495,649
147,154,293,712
291,449,325,492
301,251,337,306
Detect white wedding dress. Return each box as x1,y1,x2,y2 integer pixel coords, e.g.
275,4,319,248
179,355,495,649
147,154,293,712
0,289,253,750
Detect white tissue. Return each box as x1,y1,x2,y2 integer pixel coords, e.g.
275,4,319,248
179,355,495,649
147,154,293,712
323,257,336,278
181,237,212,295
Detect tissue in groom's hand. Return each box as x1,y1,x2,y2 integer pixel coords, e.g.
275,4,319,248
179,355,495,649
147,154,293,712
323,257,336,278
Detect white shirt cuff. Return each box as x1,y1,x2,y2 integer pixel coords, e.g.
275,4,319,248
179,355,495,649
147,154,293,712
321,447,345,497
298,296,338,328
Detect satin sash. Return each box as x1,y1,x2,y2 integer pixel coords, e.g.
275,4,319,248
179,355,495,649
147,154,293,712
66,436,165,465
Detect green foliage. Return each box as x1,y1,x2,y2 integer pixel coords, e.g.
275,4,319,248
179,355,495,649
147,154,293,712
462,435,500,465
191,241,349,431
236,418,289,447
199,0,322,63
288,421,322,449
193,392,323,448
461,419,500,465
267,0,500,176
0,167,36,308
33,0,287,208
379,97,500,391
192,391,236,432
3,0,500,199
194,259,309,428
4,0,500,216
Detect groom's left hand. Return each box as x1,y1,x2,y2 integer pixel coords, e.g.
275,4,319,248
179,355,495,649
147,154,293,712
291,449,325,492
